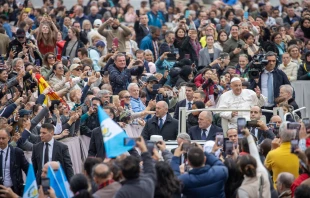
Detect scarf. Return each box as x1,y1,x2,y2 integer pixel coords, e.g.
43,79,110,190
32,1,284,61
98,179,115,190
190,39,201,58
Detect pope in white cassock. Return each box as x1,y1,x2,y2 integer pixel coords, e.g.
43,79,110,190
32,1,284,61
216,77,267,128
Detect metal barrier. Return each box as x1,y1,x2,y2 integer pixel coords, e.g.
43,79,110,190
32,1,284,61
283,107,307,121
178,106,306,134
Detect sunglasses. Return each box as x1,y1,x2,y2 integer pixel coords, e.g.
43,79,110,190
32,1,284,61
74,68,82,71
48,56,55,59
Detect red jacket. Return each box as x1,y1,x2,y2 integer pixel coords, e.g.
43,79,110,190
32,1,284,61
56,40,66,60
194,74,214,102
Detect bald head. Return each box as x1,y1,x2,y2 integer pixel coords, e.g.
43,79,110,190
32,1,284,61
41,161,60,178
156,101,168,118
92,163,112,185
198,111,213,129
277,172,294,193
271,115,282,127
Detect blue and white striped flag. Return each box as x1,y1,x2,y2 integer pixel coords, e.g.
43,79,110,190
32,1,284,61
97,104,134,158
23,164,38,198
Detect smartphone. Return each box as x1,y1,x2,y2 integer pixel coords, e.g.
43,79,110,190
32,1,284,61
181,142,191,152
237,43,242,48
135,10,140,17
216,132,224,147
109,96,113,104
87,71,92,76
12,45,16,51
237,117,247,137
113,37,119,49
41,178,50,195
167,53,176,61
0,57,4,64
104,71,109,76
152,84,162,91
133,60,141,65
174,48,179,54
184,54,190,59
288,122,301,140
244,11,249,20
124,137,141,146
35,59,40,66
220,76,225,81
224,140,233,155
146,141,155,154
141,76,147,82
120,100,125,108
247,120,260,128
121,52,126,55
185,10,190,18
6,93,12,100
302,118,310,133
290,139,298,153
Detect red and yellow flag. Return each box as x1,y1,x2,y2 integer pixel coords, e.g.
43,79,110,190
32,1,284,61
35,73,68,108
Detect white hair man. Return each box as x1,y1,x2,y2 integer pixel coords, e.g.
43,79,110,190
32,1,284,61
279,84,300,117
217,77,267,128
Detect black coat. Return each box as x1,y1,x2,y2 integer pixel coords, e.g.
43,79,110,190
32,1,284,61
297,63,310,80
8,145,29,196
142,113,178,141
249,69,291,105
80,114,100,137
134,21,149,47
188,125,223,141
32,140,74,184
88,127,106,159
180,36,199,66
173,99,186,120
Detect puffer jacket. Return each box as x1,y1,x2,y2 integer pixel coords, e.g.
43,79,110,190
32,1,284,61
171,152,228,198
108,63,144,95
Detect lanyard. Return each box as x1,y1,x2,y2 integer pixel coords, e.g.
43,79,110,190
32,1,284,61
304,63,309,72
68,40,78,58
1,147,9,180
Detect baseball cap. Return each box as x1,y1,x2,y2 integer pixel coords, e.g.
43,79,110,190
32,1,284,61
146,76,159,83
94,19,102,27
16,29,26,38
96,41,106,48
69,64,82,71
19,109,32,117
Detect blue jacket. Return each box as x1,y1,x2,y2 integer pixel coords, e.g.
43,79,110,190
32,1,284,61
140,35,154,55
171,152,228,198
108,64,144,95
147,11,165,28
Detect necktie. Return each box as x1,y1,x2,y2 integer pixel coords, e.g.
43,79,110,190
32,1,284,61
201,129,207,140
0,151,3,179
44,143,49,165
267,73,274,104
188,102,192,110
251,127,256,137
153,41,159,61
159,118,163,129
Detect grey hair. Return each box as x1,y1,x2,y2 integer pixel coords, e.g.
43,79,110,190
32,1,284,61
72,57,81,63
12,58,23,67
177,133,191,142
157,101,168,109
201,111,213,121
145,49,153,55
239,54,248,59
127,83,139,91
280,84,293,96
96,89,111,98
279,121,295,142
277,172,294,189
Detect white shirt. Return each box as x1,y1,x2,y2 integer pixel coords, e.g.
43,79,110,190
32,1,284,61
201,125,212,139
42,138,55,167
261,70,274,107
186,99,193,110
217,89,267,128
0,145,12,187
158,114,167,126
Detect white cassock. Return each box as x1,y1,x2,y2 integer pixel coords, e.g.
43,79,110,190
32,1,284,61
216,89,267,128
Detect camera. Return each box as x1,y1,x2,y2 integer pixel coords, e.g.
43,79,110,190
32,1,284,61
248,54,269,79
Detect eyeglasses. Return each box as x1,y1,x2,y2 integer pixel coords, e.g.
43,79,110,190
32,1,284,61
48,56,55,59
123,96,131,99
268,60,276,62
57,67,64,70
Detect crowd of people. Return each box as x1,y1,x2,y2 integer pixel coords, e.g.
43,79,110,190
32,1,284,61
1,0,310,197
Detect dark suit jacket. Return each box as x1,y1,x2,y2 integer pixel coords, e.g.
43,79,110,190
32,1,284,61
88,127,106,159
142,113,178,141
9,145,29,196
249,69,290,105
173,99,187,119
188,125,223,141
32,140,74,184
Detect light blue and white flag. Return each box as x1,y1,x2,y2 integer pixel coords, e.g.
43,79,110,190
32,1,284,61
56,164,73,198
23,163,38,198
47,164,66,198
97,104,134,158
